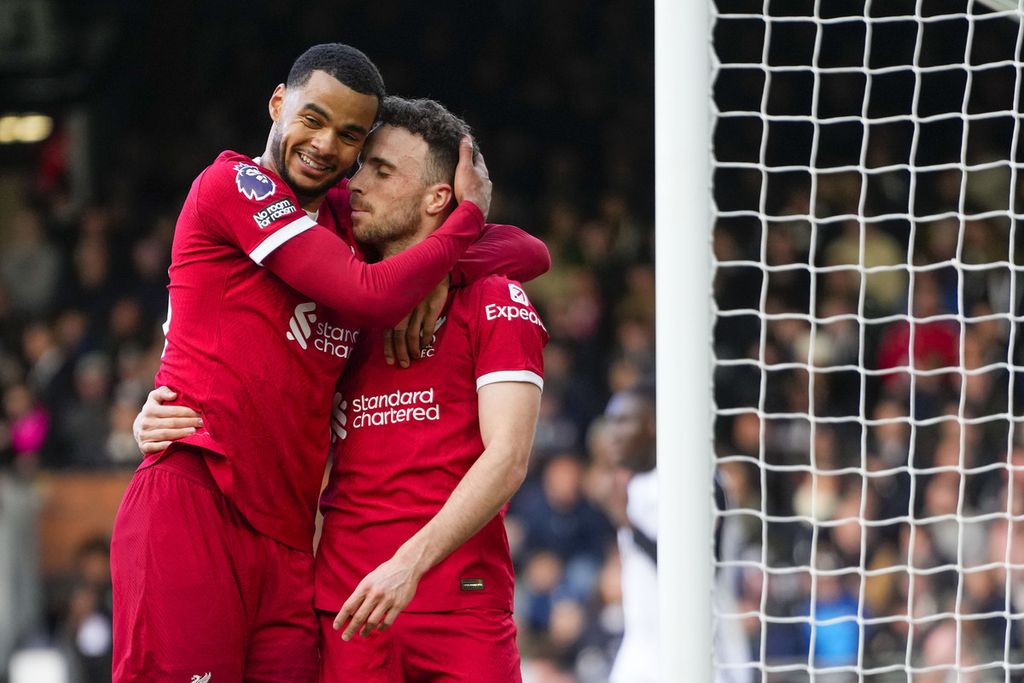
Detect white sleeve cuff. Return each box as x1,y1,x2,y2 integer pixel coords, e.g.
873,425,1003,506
476,370,544,391
249,215,318,265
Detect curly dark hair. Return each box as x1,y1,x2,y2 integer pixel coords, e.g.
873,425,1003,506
286,43,385,101
377,96,472,185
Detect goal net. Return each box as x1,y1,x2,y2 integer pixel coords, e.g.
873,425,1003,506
712,1,1024,680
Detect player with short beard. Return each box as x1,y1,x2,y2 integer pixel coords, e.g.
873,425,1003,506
315,97,546,682
136,96,547,682
111,44,548,683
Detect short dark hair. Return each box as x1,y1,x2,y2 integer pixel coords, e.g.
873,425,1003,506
377,96,471,185
287,43,385,101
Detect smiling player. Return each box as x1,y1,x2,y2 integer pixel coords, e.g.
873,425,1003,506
110,44,547,683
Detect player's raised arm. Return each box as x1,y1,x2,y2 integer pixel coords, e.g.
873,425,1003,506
452,224,551,286
266,136,490,328
384,225,551,365
204,139,487,329
333,380,541,640
262,200,482,328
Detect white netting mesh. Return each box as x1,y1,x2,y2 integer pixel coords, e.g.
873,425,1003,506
712,1,1024,680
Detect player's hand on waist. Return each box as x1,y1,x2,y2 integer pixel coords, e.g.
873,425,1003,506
134,386,203,455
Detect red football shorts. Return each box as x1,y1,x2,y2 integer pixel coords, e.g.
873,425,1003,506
110,447,318,682
318,608,521,683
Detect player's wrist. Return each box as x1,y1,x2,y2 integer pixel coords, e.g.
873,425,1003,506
393,539,434,578
457,199,485,222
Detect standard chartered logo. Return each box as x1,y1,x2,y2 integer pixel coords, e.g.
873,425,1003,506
285,302,317,349
286,302,360,357
349,387,440,429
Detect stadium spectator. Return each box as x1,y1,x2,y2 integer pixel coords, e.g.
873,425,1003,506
596,387,658,683
61,537,113,683
0,208,61,317
512,453,615,597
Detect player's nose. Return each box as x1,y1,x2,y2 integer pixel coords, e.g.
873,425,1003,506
348,169,365,193
310,128,338,159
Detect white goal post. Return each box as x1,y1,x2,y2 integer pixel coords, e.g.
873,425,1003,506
661,0,1024,681
656,0,713,681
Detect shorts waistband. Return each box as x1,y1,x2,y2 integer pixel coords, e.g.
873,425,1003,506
148,445,219,491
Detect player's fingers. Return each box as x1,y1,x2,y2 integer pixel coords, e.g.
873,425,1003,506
333,594,361,631
360,601,392,637
145,416,202,430
141,441,173,455
380,605,402,630
342,598,377,641
142,427,197,443
405,306,426,360
150,386,178,402
152,405,202,420
473,144,490,178
458,135,474,167
383,329,396,366
392,327,411,369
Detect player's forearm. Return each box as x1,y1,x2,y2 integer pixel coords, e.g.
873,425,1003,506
393,444,529,579
264,202,483,327
451,224,551,286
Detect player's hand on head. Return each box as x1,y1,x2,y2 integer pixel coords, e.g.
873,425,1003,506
384,277,449,369
333,555,421,641
133,386,203,455
453,135,491,218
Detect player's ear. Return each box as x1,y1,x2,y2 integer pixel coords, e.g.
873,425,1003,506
269,84,287,122
424,183,453,217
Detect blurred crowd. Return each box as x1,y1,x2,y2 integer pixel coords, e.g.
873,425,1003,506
714,2,1024,679
0,1,653,681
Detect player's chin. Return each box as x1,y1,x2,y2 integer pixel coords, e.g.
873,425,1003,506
350,214,372,236
294,172,344,197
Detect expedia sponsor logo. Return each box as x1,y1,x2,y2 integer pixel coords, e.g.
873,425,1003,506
508,283,529,305
348,387,440,429
286,302,360,358
485,303,546,330
253,198,298,228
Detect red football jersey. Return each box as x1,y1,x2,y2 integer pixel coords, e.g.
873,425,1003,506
315,275,548,613
155,151,367,550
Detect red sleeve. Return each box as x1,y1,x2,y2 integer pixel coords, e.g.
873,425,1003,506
264,202,484,328
196,155,483,328
468,277,548,390
450,224,551,287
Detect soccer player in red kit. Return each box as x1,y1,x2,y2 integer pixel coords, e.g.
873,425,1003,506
315,98,546,682
110,44,547,683
136,97,546,681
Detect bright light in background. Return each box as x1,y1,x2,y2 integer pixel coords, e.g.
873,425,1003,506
0,114,54,144
8,647,67,683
